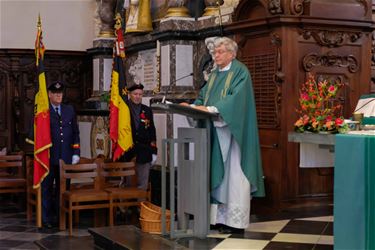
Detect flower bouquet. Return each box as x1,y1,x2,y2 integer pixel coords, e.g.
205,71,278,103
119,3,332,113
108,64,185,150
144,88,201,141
294,74,349,134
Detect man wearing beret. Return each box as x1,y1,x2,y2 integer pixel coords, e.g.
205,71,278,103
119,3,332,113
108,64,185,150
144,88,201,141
122,83,157,191
27,81,80,229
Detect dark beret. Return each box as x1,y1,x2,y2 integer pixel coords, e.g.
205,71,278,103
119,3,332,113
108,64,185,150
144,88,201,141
127,83,144,92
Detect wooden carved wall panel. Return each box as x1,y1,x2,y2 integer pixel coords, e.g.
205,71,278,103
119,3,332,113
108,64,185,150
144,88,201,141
0,73,5,130
0,49,92,152
356,0,369,15
0,71,9,149
242,52,279,128
300,29,362,48
302,52,359,73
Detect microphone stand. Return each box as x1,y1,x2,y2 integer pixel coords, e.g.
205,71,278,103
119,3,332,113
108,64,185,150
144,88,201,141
161,73,194,104
216,0,223,36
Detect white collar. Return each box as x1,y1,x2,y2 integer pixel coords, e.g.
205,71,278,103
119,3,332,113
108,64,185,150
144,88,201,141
218,61,232,72
51,104,61,111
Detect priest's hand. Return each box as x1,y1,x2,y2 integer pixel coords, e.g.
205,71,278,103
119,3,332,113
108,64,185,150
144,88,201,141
180,102,190,106
194,105,209,112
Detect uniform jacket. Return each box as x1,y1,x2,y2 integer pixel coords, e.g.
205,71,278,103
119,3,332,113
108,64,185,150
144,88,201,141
49,103,80,166
123,102,157,164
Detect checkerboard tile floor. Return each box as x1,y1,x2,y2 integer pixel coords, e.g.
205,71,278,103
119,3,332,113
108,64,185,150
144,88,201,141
0,197,333,250
210,216,333,249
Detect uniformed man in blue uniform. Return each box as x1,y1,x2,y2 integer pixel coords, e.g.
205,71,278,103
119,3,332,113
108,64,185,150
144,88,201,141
28,81,80,229
122,83,157,190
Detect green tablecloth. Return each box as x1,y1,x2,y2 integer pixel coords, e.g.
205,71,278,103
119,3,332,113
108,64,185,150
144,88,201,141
334,134,375,250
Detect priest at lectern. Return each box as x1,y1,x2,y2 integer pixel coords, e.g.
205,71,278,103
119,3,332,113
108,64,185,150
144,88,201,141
181,37,265,234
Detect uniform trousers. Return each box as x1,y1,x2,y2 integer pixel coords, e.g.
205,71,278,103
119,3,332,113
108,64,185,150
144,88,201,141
41,164,60,224
136,162,152,190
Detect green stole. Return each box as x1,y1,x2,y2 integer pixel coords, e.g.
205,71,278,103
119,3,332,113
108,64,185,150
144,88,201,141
194,59,265,198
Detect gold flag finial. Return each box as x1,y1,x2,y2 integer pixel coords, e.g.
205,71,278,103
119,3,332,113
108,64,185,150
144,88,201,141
114,13,122,30
37,13,42,29
35,14,45,66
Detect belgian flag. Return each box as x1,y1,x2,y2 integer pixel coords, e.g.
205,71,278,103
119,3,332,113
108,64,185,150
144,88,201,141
31,15,52,188
109,13,133,161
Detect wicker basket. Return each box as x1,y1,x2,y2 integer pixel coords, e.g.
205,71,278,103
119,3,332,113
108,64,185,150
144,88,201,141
140,201,171,220
139,218,171,234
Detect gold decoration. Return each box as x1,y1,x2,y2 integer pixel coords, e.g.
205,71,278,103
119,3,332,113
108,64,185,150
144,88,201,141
165,0,190,18
90,117,110,158
126,0,153,33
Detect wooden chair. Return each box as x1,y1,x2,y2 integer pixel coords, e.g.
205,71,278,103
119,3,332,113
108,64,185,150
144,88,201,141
59,160,110,235
25,156,42,228
25,156,96,228
0,153,26,196
69,157,104,226
99,161,151,226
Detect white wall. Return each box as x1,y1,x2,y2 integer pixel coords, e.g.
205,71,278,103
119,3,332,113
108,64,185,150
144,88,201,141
0,0,96,51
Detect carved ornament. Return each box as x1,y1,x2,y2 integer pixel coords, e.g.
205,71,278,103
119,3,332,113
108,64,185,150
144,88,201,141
289,0,307,16
372,31,375,66
300,29,362,48
270,32,282,127
268,0,283,14
355,0,369,15
302,51,359,73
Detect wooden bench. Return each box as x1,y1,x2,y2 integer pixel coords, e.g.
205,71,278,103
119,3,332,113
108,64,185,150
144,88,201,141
0,153,26,196
25,156,42,228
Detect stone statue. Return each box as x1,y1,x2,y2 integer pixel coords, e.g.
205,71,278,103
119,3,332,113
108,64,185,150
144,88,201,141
168,0,186,7
199,37,218,88
129,55,144,85
126,0,152,33
165,0,190,17
97,0,116,37
202,37,217,81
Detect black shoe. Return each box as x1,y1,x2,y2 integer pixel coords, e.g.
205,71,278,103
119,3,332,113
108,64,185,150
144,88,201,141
210,224,221,230
219,225,244,234
43,223,53,229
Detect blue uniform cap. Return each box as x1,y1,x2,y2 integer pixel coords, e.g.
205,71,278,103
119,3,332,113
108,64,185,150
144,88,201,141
48,81,65,92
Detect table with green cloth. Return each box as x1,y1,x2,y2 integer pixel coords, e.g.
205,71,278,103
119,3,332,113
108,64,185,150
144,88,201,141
334,134,375,250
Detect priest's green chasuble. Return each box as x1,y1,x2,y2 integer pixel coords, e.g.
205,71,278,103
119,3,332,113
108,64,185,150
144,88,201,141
195,59,265,198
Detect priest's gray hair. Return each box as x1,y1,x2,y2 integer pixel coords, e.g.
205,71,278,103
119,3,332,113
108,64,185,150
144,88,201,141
214,37,238,57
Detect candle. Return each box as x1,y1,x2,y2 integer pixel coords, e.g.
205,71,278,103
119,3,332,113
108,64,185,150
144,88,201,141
156,40,160,57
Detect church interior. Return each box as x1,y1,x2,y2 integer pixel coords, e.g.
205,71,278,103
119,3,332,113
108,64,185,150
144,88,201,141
1,0,375,249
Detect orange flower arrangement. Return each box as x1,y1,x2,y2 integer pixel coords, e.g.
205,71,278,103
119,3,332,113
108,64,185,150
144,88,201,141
294,74,349,133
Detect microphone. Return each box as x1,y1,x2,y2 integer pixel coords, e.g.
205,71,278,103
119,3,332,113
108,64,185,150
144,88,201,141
162,73,193,103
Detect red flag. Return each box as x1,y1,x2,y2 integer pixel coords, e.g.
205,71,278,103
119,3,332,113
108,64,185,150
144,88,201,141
32,15,51,188
109,14,133,161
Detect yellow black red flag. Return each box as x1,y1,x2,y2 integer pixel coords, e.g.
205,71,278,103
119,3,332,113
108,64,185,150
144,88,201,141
32,15,51,188
109,13,133,161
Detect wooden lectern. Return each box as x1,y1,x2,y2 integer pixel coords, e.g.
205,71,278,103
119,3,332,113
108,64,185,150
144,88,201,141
151,103,218,239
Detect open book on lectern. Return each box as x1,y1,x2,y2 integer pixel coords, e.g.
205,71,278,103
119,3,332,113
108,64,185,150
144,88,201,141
151,102,218,120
